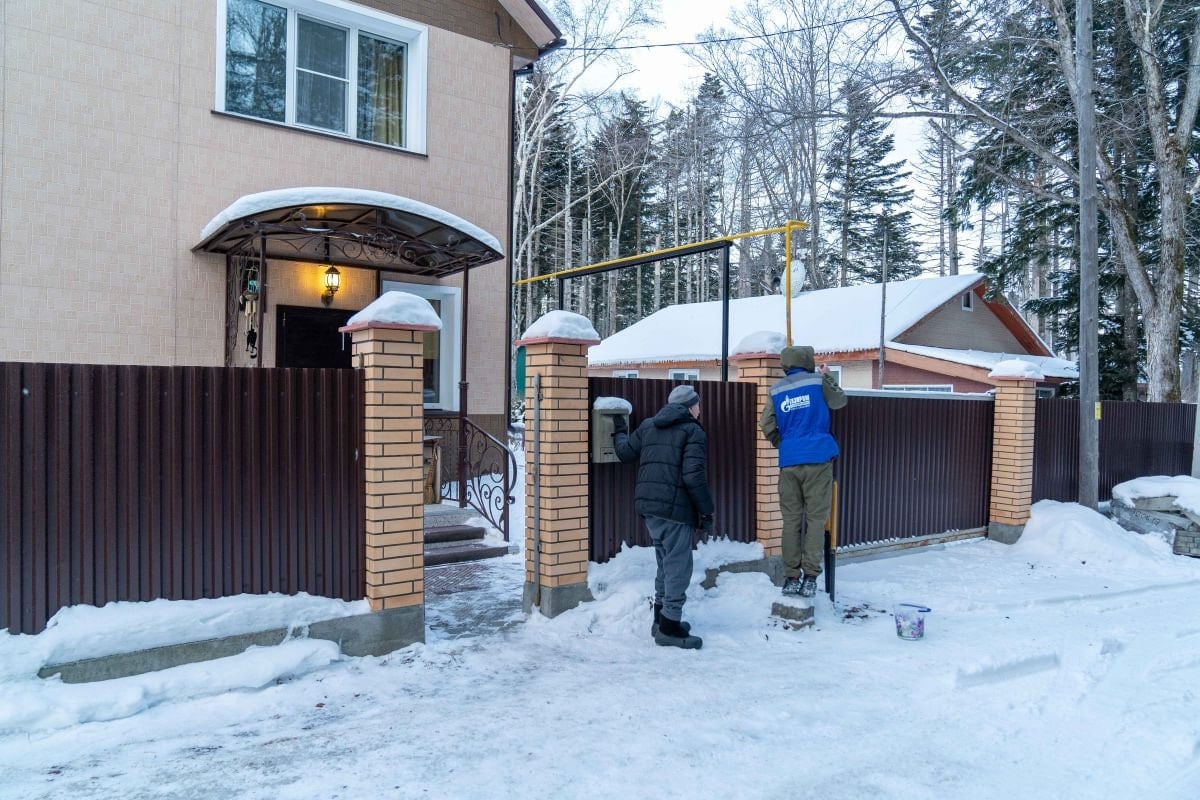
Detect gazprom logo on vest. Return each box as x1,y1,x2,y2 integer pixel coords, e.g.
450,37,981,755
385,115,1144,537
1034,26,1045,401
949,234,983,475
780,394,811,413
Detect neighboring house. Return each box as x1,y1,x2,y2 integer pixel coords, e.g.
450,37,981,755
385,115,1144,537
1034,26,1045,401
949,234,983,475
0,0,561,439
588,274,1077,394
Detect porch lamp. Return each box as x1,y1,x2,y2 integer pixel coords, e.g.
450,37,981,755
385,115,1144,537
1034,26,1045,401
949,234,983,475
321,266,341,306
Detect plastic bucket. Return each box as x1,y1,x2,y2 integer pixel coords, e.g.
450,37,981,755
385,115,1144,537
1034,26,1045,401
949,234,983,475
893,604,931,640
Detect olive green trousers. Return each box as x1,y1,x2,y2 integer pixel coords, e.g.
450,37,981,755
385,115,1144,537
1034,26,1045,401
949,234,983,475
778,461,834,579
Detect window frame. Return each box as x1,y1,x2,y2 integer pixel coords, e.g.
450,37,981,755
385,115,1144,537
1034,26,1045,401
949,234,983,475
668,368,700,381
825,365,843,386
215,0,427,153
882,384,955,393
379,279,461,410
611,370,639,378
961,291,975,311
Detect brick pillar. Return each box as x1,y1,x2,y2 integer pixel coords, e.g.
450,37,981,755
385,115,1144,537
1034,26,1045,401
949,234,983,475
341,320,433,639
515,327,599,617
733,353,784,559
988,378,1037,544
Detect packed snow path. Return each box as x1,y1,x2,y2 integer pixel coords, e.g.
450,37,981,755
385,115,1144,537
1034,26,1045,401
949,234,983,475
3,502,1200,799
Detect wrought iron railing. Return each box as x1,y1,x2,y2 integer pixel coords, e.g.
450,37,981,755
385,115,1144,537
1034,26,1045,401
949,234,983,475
424,412,517,541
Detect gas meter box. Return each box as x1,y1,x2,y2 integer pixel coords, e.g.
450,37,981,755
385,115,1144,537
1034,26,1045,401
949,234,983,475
590,398,632,464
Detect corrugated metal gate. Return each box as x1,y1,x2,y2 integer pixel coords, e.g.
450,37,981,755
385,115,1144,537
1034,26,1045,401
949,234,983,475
830,392,994,548
588,378,756,563
1033,399,1196,502
1,363,364,635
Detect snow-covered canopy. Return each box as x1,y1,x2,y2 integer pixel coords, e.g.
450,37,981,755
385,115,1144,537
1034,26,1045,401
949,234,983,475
194,188,503,278
732,330,787,357
987,358,1046,380
1113,475,1200,514
890,344,1077,379
199,187,502,253
519,310,600,342
588,274,982,365
346,291,441,329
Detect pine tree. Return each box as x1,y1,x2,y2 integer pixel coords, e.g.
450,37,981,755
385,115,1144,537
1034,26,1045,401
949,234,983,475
822,80,919,285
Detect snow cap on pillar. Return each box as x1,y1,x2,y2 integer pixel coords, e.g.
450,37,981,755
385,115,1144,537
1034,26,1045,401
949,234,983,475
515,310,600,346
988,358,1045,381
729,330,786,361
339,291,442,333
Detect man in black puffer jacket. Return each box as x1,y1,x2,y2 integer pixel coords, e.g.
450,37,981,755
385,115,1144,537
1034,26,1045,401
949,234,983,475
612,384,713,650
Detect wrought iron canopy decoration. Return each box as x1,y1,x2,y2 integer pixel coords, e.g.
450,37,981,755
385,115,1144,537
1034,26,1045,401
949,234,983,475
194,189,504,278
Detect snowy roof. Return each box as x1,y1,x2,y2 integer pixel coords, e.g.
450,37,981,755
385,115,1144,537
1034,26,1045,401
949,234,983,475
890,343,1077,379
588,274,983,366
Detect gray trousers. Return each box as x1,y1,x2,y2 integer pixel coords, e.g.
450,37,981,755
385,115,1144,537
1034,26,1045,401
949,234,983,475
643,515,695,622
779,461,834,579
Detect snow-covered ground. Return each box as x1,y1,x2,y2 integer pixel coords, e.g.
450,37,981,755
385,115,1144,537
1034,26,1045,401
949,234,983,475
4,499,1200,798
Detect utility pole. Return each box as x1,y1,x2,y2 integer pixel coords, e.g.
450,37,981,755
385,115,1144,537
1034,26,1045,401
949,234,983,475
1077,0,1100,508
877,215,889,389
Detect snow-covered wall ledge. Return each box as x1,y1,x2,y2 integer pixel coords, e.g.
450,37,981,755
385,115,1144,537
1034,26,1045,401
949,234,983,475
729,330,786,362
338,291,442,334
514,310,600,347
988,358,1045,382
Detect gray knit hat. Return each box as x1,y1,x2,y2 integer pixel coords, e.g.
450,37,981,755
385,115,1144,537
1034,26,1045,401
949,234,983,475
668,384,699,408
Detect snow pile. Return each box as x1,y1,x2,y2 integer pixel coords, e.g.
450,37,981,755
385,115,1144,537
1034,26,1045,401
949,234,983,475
1011,500,1177,568
346,291,441,328
988,358,1045,379
593,396,633,414
520,310,600,342
731,330,786,356
1112,475,1200,514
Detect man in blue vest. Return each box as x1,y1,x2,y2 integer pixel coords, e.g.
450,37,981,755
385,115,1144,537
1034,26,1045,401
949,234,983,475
759,345,847,597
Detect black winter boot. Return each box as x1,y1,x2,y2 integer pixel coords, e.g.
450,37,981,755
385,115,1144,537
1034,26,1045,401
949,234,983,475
651,602,691,636
653,616,703,650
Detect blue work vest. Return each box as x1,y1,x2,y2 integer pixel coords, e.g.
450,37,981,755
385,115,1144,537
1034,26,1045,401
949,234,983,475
770,368,839,467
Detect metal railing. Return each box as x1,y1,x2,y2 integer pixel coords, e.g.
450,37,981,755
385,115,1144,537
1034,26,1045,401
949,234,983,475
424,413,517,541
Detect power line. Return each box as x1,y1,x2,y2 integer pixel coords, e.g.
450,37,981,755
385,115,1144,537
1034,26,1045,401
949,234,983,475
558,6,919,52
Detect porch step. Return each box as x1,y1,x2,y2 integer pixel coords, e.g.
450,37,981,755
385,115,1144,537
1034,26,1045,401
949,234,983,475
424,524,486,545
424,504,479,529
424,538,510,566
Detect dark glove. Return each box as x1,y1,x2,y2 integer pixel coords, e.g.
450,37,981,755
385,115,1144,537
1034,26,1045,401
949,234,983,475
698,513,714,532
611,415,628,436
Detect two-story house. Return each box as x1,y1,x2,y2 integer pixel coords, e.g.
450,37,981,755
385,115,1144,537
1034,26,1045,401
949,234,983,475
0,0,561,442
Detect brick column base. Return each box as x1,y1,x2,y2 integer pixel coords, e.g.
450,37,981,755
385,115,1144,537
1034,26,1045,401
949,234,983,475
988,378,1036,544
516,328,599,617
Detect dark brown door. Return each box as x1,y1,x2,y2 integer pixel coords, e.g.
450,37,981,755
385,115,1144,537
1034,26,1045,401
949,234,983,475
276,305,354,368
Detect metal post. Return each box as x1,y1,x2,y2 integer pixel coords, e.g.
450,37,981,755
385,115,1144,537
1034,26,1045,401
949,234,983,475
1077,0,1100,509
877,221,888,388
721,243,732,382
458,266,471,508
1193,399,1200,478
557,277,566,310
784,223,793,346
257,233,267,368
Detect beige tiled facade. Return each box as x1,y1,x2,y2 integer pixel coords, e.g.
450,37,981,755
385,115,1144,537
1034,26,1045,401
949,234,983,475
0,0,525,417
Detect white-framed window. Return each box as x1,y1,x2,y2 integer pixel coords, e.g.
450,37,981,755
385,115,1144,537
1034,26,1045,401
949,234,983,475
825,365,843,386
216,0,427,152
612,370,639,378
882,384,954,393
669,369,700,381
379,279,460,409
961,291,975,311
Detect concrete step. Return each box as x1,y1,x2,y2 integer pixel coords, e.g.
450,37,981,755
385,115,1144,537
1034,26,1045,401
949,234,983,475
424,504,479,529
423,539,509,567
424,524,486,544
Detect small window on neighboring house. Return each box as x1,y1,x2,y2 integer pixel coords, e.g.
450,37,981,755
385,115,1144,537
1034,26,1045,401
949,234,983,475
218,0,426,151
612,370,638,378
882,384,955,393
379,279,459,409
825,365,843,386
669,369,700,381
961,291,975,311
1036,387,1056,399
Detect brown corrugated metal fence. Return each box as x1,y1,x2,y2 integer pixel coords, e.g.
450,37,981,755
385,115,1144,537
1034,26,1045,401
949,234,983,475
1033,399,1196,502
1,363,364,635
588,378,756,563
829,392,995,548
